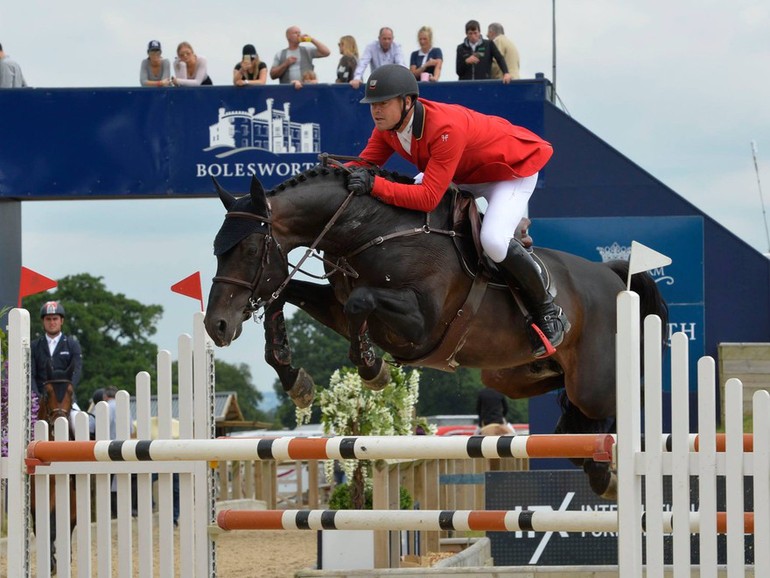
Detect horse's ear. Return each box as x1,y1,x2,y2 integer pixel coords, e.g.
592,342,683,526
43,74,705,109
211,177,236,211
249,175,269,217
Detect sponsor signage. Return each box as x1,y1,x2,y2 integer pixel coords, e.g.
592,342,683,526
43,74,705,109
485,470,754,566
0,82,548,198
532,215,705,391
527,216,704,466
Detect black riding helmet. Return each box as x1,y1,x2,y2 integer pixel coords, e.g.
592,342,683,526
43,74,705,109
40,300,65,318
360,64,419,131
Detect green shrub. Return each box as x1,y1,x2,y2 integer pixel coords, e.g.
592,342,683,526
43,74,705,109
329,483,413,511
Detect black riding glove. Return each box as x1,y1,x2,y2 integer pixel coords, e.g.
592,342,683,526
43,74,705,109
347,169,375,196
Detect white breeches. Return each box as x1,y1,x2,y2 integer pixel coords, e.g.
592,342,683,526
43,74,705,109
461,173,538,263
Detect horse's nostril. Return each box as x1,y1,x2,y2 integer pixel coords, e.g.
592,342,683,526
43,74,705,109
217,319,227,336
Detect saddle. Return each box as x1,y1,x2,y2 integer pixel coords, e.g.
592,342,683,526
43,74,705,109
401,188,551,372
449,187,549,288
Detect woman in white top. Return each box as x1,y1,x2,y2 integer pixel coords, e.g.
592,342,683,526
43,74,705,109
139,40,171,87
172,41,212,86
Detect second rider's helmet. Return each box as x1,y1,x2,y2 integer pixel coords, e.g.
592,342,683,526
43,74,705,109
360,64,419,104
40,301,65,318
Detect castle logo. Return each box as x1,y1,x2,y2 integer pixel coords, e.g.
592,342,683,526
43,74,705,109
203,99,321,158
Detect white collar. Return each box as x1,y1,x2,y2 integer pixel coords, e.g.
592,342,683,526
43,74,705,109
397,112,415,153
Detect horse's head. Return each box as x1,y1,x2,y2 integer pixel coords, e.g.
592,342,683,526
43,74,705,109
205,176,288,346
38,363,75,431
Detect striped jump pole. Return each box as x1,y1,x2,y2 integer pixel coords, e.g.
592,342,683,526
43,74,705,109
25,433,614,468
216,509,754,535
665,432,754,453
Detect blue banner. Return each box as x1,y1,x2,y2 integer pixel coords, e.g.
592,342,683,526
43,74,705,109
532,215,705,389
0,80,549,198
528,216,705,461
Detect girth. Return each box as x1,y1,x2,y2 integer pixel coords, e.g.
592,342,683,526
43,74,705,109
389,188,549,372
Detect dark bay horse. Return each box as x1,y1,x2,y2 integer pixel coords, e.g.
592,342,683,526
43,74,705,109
204,166,668,498
32,366,78,572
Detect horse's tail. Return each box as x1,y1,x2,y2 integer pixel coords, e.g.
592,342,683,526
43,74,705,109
605,260,669,344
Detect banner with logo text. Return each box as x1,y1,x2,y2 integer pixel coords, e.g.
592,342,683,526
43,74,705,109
0,81,548,199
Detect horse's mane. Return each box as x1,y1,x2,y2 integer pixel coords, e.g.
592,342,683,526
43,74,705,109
266,164,458,233
268,164,416,197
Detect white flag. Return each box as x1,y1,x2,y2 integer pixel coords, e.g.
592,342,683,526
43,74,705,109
627,241,672,289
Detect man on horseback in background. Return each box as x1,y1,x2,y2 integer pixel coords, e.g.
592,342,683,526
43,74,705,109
346,64,570,358
31,300,87,434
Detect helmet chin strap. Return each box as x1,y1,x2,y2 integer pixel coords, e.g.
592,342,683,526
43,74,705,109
388,96,415,132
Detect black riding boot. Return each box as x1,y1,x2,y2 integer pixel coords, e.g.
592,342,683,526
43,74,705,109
497,240,571,358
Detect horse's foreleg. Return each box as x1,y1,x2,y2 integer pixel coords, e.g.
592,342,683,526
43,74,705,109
263,302,315,409
283,280,351,339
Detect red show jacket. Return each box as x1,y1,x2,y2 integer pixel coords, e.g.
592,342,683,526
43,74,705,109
353,98,553,212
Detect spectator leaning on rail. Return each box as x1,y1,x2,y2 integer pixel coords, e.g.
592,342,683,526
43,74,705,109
345,65,569,358
0,42,27,88
139,40,172,87
487,22,520,80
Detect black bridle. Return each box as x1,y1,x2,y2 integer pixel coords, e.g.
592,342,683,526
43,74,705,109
211,210,280,311
38,381,73,425
210,164,361,319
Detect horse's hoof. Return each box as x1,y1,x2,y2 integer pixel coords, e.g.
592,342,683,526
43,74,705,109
361,359,390,391
600,472,618,501
287,368,315,408
584,460,617,501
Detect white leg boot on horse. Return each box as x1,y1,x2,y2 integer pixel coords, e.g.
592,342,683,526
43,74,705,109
497,240,571,358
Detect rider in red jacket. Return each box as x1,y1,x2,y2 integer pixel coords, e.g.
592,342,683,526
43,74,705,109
347,64,569,358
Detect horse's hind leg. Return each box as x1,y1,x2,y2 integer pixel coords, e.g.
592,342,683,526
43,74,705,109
554,391,617,500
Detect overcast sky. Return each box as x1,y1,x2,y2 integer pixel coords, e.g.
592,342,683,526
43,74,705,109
3,1,769,400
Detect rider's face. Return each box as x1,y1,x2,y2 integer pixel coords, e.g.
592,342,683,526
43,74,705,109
370,97,406,131
42,314,63,337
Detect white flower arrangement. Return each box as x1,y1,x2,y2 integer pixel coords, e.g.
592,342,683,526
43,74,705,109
309,364,428,487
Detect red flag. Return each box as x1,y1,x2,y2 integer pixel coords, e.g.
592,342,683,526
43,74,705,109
18,267,58,307
171,271,204,311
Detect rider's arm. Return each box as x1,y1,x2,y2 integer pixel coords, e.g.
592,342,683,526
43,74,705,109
371,122,465,212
